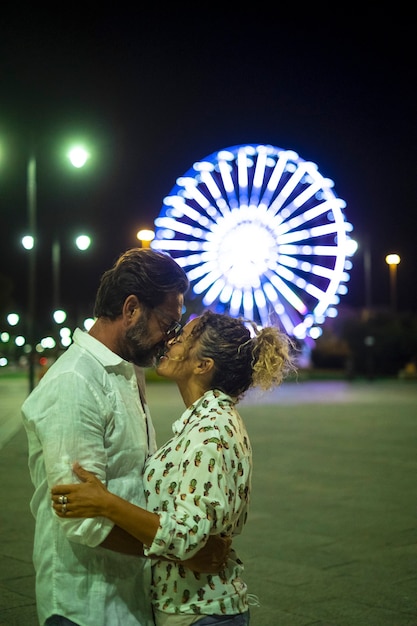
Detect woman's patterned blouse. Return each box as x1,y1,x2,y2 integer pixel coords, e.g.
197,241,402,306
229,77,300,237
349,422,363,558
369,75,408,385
143,388,252,617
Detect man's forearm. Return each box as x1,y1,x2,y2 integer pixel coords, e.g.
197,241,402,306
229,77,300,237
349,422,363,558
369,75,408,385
100,524,145,556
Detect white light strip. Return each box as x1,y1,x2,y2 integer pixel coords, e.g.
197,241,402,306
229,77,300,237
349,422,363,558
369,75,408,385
238,148,249,196
200,170,223,200
259,153,287,206
267,272,308,314
194,269,223,294
218,159,235,193
230,289,242,315
155,217,203,237
202,278,225,306
268,162,307,216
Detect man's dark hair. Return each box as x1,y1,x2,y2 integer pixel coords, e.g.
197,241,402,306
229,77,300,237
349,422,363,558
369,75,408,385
94,248,189,319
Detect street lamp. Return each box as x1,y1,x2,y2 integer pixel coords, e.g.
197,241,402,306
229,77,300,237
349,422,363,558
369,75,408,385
136,229,155,248
25,143,92,393
67,146,90,168
385,253,401,313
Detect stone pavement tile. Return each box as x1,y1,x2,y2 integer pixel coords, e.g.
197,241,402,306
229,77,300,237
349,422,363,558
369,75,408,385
297,597,416,626
334,544,417,583
0,583,35,610
0,604,39,626
263,565,417,619
0,553,34,581
248,602,313,626
1,570,36,601
0,534,34,564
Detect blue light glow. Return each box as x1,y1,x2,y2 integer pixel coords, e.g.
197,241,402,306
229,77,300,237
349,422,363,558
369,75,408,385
152,144,356,335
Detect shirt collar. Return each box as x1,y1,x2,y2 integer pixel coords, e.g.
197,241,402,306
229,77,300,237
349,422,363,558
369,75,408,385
172,389,234,435
72,327,132,370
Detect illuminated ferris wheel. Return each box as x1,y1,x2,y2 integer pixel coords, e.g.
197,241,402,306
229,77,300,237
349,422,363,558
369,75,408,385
152,144,356,339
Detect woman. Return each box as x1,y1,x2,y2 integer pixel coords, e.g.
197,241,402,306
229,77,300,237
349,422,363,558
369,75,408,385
52,311,295,625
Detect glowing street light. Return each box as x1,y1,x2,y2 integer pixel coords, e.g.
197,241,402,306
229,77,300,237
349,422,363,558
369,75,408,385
67,146,90,168
7,313,20,327
21,235,34,250
136,229,155,248
75,234,91,250
385,253,401,313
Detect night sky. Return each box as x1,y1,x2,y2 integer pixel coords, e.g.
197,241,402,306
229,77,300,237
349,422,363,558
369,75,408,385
1,9,415,335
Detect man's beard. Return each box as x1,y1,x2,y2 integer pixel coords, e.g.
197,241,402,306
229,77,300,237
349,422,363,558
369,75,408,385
124,315,164,367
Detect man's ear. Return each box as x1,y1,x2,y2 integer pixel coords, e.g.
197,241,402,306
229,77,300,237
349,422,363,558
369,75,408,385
123,295,140,322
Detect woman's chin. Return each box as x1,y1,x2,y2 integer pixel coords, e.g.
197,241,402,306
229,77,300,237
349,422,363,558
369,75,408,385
155,355,168,375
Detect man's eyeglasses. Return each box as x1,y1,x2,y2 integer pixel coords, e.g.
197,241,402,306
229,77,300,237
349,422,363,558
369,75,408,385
154,308,182,340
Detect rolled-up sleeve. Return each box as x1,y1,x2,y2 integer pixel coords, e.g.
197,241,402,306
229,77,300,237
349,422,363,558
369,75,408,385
143,398,251,561
26,369,115,547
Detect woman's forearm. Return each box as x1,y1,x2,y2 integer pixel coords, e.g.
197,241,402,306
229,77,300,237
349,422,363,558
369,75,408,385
101,491,160,548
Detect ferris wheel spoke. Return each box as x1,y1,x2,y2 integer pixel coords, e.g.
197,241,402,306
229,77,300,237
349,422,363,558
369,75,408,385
229,288,242,316
237,148,250,206
199,170,230,218
267,162,308,217
202,278,226,306
265,273,308,315
277,198,340,235
194,269,224,295
243,290,255,319
249,148,268,207
218,157,239,209
258,151,288,208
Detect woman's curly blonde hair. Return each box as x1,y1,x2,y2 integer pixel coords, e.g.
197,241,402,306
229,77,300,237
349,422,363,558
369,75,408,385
189,311,296,400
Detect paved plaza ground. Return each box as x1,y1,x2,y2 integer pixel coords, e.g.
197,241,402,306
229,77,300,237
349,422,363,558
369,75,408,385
0,374,416,625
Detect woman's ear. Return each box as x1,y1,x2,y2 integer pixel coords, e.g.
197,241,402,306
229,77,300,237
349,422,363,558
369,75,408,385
195,358,214,376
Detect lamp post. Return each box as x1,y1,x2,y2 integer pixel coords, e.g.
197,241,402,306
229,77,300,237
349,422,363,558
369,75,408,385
385,253,400,313
363,244,372,319
52,234,92,315
25,143,91,393
27,151,37,393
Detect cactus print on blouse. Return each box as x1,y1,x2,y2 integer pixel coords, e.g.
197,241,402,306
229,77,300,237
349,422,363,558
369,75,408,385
143,388,252,617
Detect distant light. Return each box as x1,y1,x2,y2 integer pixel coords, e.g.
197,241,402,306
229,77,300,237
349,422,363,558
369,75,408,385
309,327,322,339
346,239,358,255
41,337,56,349
53,310,67,324
1,332,10,342
0,357,8,367
137,229,155,245
68,146,90,168
293,323,307,339
7,313,19,326
83,317,95,331
385,253,400,266
75,235,91,250
22,235,34,250
15,335,25,346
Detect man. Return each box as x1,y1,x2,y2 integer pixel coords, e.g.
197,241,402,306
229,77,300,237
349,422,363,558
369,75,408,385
22,248,190,626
